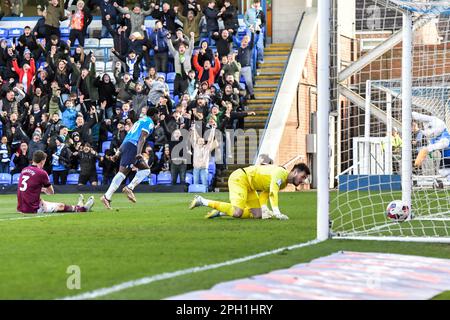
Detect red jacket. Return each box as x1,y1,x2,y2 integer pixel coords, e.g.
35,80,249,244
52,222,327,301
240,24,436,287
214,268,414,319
193,54,221,87
12,58,36,93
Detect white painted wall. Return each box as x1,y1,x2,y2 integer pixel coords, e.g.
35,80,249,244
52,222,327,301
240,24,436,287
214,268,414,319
272,0,316,43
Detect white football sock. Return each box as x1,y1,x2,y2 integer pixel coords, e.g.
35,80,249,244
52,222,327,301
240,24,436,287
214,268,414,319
127,169,150,191
200,196,209,206
105,172,126,200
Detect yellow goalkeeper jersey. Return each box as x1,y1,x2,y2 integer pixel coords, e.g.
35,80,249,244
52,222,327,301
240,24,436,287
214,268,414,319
241,165,289,209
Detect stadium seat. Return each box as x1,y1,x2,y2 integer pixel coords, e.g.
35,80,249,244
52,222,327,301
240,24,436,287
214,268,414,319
185,173,193,185
0,28,8,38
166,72,176,83
208,159,216,175
157,72,166,80
96,161,103,174
8,28,23,37
0,173,11,185
84,38,100,48
188,184,208,193
149,173,157,185
97,174,103,185
95,62,105,73
105,61,113,72
107,131,113,141
102,141,111,153
99,38,114,48
49,174,54,184
157,172,172,185
168,83,174,93
60,27,70,38
155,151,162,160
66,174,79,185
208,173,214,186
11,173,20,184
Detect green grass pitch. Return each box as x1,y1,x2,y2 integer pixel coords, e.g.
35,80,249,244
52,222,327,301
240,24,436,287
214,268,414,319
0,192,449,300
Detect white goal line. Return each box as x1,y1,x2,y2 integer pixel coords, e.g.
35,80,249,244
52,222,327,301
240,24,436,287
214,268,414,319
59,239,323,300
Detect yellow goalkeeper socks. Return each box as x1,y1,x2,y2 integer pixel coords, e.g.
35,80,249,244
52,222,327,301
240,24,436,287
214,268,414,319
209,201,235,217
208,201,254,219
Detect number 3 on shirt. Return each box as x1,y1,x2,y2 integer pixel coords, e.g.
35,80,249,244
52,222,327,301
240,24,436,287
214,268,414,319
19,175,30,192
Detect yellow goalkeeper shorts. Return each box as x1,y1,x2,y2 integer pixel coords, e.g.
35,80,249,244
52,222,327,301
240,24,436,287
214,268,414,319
228,169,261,210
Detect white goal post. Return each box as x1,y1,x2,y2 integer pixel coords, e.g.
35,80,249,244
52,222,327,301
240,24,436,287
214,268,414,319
318,0,450,243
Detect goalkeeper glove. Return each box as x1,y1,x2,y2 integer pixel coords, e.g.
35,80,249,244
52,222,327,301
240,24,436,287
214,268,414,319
261,205,274,219
272,207,289,220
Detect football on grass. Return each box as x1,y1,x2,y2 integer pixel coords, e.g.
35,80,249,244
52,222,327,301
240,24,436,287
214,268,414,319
386,200,410,222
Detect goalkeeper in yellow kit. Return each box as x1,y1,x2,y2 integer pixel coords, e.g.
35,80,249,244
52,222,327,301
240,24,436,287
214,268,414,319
189,163,310,220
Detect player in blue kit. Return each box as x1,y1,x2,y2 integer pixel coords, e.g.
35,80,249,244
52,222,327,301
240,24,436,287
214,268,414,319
101,108,160,209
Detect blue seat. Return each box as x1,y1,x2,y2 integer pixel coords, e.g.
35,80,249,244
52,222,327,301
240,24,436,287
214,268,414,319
208,158,216,175
208,173,214,186
0,173,11,185
157,172,172,185
141,173,157,185
60,27,70,38
166,72,176,83
97,174,103,185
107,131,113,141
155,151,162,160
157,72,166,80
0,28,8,38
96,161,103,174
8,28,23,37
188,184,208,193
49,174,54,184
185,173,193,185
102,141,111,153
11,173,20,184
168,83,174,93
66,173,79,185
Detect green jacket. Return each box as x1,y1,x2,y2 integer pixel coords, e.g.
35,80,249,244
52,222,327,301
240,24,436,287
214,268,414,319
45,1,66,28
177,11,203,42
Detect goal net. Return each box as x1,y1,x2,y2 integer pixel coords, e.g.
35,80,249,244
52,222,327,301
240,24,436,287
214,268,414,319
330,0,450,242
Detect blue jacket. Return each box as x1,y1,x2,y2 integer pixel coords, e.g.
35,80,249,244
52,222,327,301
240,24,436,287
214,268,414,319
97,0,118,24
150,29,169,53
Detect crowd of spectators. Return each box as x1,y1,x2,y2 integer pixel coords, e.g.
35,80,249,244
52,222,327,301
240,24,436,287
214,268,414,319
0,0,266,189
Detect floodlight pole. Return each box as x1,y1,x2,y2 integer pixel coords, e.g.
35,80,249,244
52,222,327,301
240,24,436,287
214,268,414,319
402,12,413,207
317,0,330,241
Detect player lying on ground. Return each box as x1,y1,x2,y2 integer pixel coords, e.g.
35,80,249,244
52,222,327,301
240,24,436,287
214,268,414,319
101,107,160,209
189,163,311,220
17,150,95,214
413,112,450,186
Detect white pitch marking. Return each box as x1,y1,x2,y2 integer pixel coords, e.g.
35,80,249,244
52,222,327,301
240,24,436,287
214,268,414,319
60,238,323,300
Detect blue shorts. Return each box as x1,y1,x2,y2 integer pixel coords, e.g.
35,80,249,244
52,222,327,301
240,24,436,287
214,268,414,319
119,141,137,168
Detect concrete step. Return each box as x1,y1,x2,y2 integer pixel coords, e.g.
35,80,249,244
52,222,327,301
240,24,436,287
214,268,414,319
247,99,273,105
256,74,282,81
254,86,277,92
254,81,279,87
259,62,285,68
258,67,284,73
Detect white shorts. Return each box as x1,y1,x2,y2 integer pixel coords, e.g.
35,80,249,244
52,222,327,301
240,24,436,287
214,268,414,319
37,200,61,214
